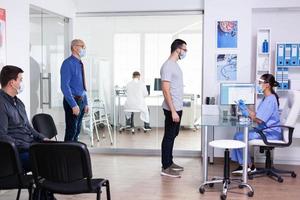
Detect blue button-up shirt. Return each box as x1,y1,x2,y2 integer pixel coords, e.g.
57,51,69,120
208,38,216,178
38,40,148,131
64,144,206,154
60,55,88,108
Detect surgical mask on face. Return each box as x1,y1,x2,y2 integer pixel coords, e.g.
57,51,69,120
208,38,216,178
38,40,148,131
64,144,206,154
13,81,24,94
179,50,186,60
256,84,263,93
79,48,86,58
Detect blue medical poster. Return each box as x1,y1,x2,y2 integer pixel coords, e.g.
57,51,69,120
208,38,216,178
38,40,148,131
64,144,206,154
217,21,238,48
217,54,237,81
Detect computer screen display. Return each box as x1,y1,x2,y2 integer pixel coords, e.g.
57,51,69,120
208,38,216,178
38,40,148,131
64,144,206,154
220,83,255,105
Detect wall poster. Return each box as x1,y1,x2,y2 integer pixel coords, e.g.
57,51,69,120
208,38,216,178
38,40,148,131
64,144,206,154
0,8,6,68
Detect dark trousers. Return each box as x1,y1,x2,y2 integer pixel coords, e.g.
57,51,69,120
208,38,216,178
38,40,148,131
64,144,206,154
19,152,55,200
161,109,182,169
63,98,85,142
19,152,31,172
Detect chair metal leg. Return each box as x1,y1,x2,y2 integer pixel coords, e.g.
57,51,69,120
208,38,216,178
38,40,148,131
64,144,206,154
16,188,21,200
28,183,33,200
105,180,111,200
96,188,101,200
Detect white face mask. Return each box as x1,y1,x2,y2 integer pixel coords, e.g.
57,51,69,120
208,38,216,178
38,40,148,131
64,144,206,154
79,48,86,58
13,81,24,94
179,50,186,60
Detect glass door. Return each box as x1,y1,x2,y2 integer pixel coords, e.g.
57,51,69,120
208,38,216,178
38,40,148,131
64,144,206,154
30,6,69,138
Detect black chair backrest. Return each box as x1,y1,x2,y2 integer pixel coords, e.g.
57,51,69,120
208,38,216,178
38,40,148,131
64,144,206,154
0,139,23,179
32,113,58,139
30,142,93,184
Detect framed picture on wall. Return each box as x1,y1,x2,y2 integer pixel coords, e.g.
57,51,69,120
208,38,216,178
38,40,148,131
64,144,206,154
0,8,6,68
217,21,238,48
216,53,237,81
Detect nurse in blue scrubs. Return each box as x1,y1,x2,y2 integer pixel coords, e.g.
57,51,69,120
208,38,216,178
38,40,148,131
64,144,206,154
231,74,282,174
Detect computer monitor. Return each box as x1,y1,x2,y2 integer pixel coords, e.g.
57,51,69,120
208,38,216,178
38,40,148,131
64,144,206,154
220,83,255,105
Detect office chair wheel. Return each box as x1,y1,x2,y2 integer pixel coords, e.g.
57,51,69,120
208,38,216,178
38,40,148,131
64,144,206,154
137,128,141,131
248,175,253,180
247,191,254,197
208,183,214,187
220,194,227,200
277,177,283,183
238,184,244,189
291,172,297,178
199,186,205,194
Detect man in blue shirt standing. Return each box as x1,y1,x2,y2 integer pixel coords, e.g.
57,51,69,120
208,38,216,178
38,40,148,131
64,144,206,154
60,39,89,142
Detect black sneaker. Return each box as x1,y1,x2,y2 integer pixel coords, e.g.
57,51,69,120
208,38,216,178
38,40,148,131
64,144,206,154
232,165,243,175
143,126,152,131
250,164,257,173
232,165,252,175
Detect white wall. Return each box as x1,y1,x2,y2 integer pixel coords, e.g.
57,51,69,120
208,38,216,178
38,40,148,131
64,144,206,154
74,0,203,13
0,0,76,115
251,7,300,164
0,0,30,108
202,0,253,157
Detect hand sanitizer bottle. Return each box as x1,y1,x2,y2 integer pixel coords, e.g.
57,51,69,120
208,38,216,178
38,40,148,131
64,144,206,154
262,39,269,53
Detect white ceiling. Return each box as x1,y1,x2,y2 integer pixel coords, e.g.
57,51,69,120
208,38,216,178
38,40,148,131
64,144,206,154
73,0,203,13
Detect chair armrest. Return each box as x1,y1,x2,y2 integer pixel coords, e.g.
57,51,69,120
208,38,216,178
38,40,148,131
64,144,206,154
253,125,294,147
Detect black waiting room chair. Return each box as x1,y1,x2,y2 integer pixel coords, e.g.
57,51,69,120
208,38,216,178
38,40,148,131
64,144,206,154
32,113,58,140
0,139,34,200
29,141,111,200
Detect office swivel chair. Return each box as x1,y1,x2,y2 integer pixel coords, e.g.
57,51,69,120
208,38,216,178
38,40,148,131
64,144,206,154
249,90,300,182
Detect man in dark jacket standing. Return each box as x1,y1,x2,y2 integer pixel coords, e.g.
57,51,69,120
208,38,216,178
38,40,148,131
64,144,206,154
0,65,46,172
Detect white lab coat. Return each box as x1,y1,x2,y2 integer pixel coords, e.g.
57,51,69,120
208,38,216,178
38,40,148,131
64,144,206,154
124,79,150,123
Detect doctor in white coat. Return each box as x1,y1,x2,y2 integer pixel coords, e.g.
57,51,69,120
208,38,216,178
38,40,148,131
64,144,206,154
124,71,151,131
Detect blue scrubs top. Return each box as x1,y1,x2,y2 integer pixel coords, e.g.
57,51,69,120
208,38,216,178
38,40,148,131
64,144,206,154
256,94,282,140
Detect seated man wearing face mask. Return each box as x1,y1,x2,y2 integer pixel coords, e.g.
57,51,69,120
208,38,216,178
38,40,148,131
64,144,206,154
0,65,47,172
124,71,151,131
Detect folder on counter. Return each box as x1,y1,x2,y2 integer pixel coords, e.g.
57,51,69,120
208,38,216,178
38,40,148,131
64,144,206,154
277,44,284,66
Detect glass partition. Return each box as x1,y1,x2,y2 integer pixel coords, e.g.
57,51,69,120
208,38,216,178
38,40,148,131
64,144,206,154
30,6,69,140
75,13,203,151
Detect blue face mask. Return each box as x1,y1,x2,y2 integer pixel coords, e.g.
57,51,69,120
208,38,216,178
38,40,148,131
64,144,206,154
79,48,86,58
256,84,263,93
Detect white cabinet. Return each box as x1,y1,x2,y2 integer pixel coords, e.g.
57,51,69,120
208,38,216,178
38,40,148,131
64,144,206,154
256,28,271,80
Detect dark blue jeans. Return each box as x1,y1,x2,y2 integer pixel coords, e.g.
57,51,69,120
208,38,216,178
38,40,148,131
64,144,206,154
63,98,85,142
19,152,31,172
161,109,182,169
